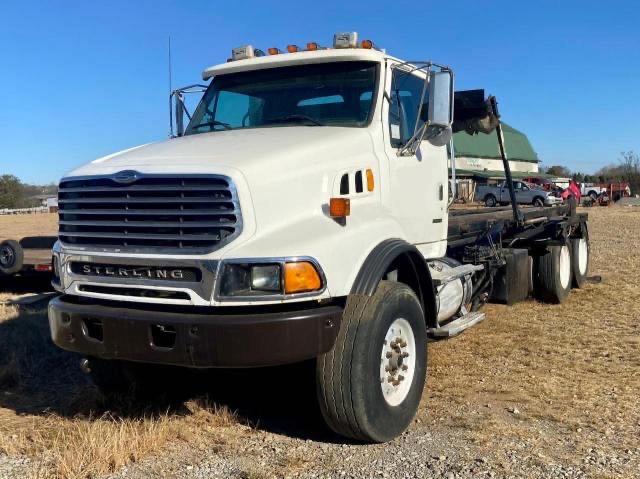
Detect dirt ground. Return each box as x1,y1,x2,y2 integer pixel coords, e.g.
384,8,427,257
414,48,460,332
0,207,638,478
0,213,58,242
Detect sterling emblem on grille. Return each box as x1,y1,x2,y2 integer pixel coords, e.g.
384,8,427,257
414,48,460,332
113,170,139,184
70,262,200,282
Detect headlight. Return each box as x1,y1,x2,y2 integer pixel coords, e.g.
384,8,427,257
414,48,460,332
251,264,281,291
218,259,323,299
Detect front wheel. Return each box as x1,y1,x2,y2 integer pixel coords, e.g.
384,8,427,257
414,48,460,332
316,281,427,442
533,197,545,208
484,195,497,207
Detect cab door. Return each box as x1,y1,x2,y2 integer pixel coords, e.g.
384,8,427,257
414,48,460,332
381,64,448,259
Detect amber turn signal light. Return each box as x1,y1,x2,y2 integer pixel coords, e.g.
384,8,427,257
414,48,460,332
366,169,375,192
329,197,350,218
284,262,322,294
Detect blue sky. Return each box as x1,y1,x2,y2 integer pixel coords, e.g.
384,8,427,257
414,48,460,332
1,0,638,184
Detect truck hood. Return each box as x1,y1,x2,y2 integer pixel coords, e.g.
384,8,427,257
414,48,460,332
67,127,374,177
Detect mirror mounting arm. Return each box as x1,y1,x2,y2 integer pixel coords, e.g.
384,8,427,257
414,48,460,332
169,84,208,138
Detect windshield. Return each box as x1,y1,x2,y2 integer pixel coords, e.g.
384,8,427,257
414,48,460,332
185,61,378,135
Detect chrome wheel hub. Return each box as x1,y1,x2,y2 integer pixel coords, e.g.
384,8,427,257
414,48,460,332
380,318,416,406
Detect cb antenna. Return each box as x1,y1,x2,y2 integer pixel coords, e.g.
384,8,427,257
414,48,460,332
168,36,173,137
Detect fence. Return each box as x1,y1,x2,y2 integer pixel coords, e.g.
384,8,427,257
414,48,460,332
0,206,49,216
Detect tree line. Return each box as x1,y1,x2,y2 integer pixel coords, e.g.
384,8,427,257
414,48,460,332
543,151,640,194
0,175,57,209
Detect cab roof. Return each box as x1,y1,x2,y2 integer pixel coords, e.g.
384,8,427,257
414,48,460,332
202,48,388,80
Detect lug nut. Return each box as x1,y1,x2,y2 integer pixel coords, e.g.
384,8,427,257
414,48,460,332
402,365,408,371
398,375,405,381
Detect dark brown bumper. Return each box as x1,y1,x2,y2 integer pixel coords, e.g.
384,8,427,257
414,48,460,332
49,295,342,368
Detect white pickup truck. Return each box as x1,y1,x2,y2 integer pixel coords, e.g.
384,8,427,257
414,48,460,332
476,180,563,207
49,32,590,442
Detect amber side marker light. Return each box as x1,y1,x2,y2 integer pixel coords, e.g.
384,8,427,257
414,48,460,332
284,262,322,294
329,197,350,218
366,169,375,192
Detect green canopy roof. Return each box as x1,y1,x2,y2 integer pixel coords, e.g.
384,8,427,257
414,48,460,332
453,169,553,180
453,123,539,163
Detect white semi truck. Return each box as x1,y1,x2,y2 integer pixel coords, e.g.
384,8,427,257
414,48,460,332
49,33,590,442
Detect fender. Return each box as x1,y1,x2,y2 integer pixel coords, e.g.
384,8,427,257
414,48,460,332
350,239,437,327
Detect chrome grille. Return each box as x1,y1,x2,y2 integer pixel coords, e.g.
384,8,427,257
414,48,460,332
58,173,241,253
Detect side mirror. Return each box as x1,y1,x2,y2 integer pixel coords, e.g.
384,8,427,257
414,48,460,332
427,70,454,127
174,91,185,137
423,70,453,147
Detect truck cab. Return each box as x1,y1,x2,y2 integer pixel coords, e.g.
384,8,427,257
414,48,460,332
49,32,590,443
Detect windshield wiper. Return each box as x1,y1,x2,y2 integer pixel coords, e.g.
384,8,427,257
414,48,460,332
191,120,233,131
264,114,325,126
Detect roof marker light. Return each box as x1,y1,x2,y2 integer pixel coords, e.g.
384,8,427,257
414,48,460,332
361,39,374,49
286,44,300,53
306,41,320,51
231,45,256,61
333,32,358,48
268,47,282,55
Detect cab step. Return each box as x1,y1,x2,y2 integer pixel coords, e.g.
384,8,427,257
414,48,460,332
427,311,486,338
429,263,484,286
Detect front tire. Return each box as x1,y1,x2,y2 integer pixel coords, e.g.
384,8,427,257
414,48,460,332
316,281,427,443
533,197,545,208
533,244,572,303
484,195,497,207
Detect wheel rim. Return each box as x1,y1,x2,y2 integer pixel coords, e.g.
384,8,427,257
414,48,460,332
578,238,588,275
487,197,495,207
559,245,571,289
380,318,416,407
0,246,15,268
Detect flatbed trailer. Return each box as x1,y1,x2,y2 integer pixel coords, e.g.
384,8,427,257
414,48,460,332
448,204,587,247
0,236,56,277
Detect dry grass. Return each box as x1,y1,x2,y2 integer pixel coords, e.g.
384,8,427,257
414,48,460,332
0,207,638,477
0,402,238,479
424,206,640,469
0,302,242,478
0,213,57,242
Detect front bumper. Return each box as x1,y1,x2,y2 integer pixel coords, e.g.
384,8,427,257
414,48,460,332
49,295,342,368
544,196,563,206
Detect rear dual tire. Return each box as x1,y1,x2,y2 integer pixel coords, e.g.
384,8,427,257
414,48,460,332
571,226,590,288
316,281,427,443
534,226,590,302
533,244,572,303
